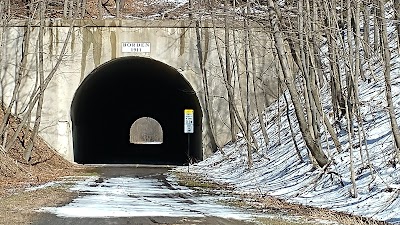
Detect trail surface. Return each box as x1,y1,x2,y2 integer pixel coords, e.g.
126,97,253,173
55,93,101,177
33,166,259,225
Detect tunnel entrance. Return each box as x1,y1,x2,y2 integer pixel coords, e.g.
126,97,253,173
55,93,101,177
70,57,202,165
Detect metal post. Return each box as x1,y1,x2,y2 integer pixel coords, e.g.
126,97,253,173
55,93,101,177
187,133,190,172
184,109,194,172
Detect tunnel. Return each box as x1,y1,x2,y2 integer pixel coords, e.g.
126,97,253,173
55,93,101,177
70,56,203,165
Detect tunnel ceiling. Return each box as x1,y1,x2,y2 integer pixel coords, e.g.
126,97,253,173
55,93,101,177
71,56,202,165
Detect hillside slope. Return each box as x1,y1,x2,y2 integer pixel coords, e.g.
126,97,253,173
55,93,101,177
0,108,81,197
185,4,400,225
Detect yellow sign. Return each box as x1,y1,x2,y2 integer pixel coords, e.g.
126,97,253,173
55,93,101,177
184,109,194,115
184,109,194,133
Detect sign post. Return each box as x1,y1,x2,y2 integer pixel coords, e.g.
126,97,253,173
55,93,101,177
184,109,194,172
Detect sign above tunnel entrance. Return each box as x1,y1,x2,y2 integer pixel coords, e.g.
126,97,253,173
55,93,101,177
184,109,194,134
122,42,151,53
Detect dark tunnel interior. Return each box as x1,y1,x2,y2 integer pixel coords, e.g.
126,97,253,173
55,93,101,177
70,56,203,165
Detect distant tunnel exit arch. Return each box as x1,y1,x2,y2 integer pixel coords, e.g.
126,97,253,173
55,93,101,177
130,117,163,144
70,56,202,165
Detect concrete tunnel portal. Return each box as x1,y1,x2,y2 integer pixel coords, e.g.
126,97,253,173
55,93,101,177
71,56,203,165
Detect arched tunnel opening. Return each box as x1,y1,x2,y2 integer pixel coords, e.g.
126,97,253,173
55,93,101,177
70,56,202,165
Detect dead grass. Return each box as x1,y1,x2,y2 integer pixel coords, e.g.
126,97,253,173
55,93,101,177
0,184,78,225
256,217,315,225
173,171,233,191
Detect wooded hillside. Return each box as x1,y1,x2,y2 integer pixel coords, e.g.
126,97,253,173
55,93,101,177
1,0,400,202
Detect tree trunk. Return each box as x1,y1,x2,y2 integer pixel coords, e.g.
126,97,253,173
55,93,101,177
394,0,400,54
363,0,374,81
283,90,303,162
346,0,358,198
64,0,69,18
224,1,237,143
23,0,46,162
353,0,367,166
231,19,260,151
194,20,218,153
5,22,76,152
69,0,74,18
373,6,380,53
379,0,400,161
346,0,355,137
324,0,345,122
306,0,321,149
81,0,87,18
249,37,269,147
116,0,120,18
0,21,31,147
98,0,103,19
244,4,253,168
298,0,315,141
345,98,358,198
354,1,365,81
0,0,9,105
191,0,218,154
267,0,329,168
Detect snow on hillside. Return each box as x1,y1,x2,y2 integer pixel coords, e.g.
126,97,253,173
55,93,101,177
182,7,400,225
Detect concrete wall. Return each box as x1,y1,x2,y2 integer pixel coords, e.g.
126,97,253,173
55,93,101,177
0,19,278,162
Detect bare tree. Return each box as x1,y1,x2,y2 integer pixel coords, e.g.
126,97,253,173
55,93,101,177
379,0,400,162
81,0,87,18
0,0,10,107
395,0,400,55
5,21,76,153
116,0,120,17
346,0,358,198
362,0,375,81
210,7,258,159
324,0,345,123
249,37,269,148
23,0,46,162
0,5,32,148
64,0,84,18
69,0,74,18
63,0,69,18
98,0,103,19
283,83,303,162
210,8,238,146
373,5,381,54
244,2,253,168
192,0,218,153
116,0,125,18
267,0,329,167
224,0,237,143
